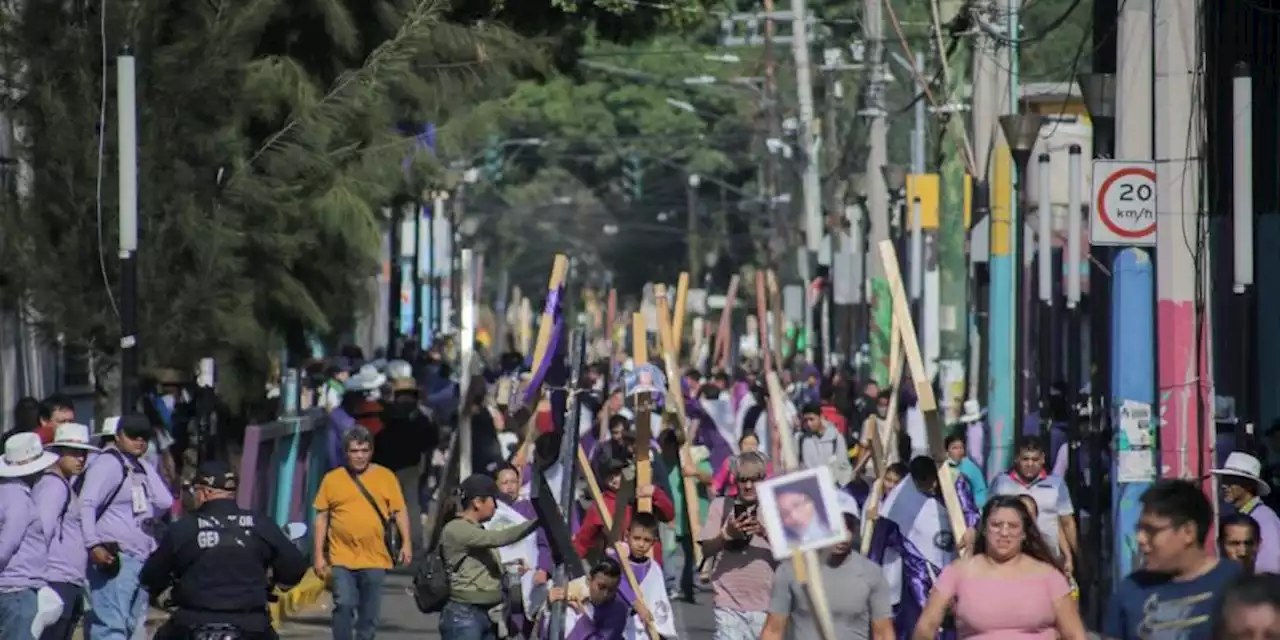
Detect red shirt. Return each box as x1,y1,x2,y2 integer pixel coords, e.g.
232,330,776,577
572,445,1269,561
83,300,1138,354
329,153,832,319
573,485,675,563
821,403,849,436
34,423,56,445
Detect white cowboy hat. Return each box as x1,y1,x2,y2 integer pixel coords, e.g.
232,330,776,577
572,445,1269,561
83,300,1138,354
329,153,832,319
958,399,986,424
48,423,101,452
0,433,59,478
344,365,387,393
386,359,413,381
1211,452,1271,496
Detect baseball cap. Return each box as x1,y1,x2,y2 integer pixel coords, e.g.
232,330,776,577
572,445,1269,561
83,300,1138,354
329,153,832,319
459,474,499,502
193,460,239,491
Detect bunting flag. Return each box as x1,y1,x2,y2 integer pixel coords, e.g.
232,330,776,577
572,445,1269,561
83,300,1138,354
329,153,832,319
696,396,737,472
482,499,541,614
867,479,958,640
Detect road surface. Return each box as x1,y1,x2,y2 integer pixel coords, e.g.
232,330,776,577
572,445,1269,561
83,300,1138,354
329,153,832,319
277,573,715,639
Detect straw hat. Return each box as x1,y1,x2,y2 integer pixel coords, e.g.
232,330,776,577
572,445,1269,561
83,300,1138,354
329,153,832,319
0,433,59,477
1211,452,1270,497
344,365,387,393
48,423,100,452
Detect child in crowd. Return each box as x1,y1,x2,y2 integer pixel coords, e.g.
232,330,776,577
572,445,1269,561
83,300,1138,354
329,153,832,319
546,558,631,639
609,513,676,639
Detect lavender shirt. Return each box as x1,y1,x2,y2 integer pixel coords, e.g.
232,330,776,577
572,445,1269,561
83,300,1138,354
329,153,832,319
33,472,87,586
79,448,174,560
0,479,48,590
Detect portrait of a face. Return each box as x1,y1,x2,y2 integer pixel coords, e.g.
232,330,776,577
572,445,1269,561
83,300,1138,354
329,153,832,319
757,466,846,559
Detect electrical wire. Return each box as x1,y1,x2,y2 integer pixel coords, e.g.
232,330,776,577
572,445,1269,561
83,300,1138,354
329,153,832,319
882,0,977,174
96,0,120,320
976,0,1085,45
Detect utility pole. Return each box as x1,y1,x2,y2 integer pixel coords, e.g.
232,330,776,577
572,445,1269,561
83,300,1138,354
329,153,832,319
972,2,1014,473
763,0,783,267
788,0,820,368
1109,0,1155,590
118,48,139,416
861,0,890,386
1154,0,1209,484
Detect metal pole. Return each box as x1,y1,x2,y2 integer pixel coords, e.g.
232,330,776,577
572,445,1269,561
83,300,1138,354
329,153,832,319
389,208,403,356
458,248,475,479
688,174,701,283
1233,62,1254,443
1012,159,1027,438
118,49,139,416
430,193,443,337
1037,152,1053,424
910,197,924,334
413,202,424,342
1066,144,1083,493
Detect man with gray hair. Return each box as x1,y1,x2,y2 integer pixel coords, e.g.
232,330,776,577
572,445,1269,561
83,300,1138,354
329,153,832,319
698,451,778,640
313,426,412,640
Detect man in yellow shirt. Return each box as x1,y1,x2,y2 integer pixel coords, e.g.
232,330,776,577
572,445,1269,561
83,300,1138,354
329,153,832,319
313,426,413,640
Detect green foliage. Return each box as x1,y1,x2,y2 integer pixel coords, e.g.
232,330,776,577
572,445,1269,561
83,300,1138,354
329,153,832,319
0,0,530,407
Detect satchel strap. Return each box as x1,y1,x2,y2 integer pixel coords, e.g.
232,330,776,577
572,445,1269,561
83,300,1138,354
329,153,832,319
346,468,390,528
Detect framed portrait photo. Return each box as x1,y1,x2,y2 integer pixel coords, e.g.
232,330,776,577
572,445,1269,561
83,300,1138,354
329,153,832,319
756,466,848,560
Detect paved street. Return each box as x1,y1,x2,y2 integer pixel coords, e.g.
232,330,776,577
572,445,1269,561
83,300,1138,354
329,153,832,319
278,573,715,639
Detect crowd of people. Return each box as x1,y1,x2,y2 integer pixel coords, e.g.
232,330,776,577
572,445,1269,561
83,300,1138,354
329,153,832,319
5,342,1280,640
416,352,1280,640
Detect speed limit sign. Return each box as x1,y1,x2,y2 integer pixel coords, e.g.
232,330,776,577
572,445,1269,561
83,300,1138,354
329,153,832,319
1091,160,1156,246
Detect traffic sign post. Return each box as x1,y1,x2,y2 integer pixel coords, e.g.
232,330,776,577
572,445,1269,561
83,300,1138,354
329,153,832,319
1091,160,1157,246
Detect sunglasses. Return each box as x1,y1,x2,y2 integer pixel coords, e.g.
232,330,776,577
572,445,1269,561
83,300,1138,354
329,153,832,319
735,475,764,483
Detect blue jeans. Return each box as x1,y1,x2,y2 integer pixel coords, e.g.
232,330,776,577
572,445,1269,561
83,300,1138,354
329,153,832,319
0,588,37,640
663,534,696,600
87,554,149,640
439,602,497,640
330,567,386,640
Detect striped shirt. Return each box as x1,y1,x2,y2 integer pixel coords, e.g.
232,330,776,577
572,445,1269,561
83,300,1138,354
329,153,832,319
699,497,777,612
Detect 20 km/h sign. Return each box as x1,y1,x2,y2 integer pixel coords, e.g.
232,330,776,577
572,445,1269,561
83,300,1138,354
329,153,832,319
1091,160,1157,246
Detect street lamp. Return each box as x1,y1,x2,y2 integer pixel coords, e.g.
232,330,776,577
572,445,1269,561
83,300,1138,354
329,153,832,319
999,112,1045,435
1077,73,1116,158
1077,73,1117,491
880,163,909,284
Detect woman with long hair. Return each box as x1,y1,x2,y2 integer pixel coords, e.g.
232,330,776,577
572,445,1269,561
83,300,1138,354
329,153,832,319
912,495,1086,639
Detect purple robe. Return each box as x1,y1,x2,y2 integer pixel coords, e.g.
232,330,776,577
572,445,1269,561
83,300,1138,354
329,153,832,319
326,408,356,469
544,595,630,640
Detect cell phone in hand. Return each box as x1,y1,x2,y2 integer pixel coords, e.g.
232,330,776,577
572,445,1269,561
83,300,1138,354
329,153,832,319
732,502,757,520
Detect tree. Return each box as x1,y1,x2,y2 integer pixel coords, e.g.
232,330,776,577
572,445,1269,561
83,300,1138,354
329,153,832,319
0,0,528,407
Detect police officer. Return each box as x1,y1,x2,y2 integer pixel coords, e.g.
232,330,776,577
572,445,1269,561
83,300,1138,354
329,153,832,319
140,461,307,639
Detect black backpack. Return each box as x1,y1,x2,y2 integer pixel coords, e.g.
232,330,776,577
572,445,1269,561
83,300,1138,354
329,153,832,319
412,544,464,613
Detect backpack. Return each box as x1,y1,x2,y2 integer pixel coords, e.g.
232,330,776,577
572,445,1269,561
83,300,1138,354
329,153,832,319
412,543,465,613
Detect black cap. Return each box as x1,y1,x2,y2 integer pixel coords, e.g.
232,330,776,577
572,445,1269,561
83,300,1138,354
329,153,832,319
194,460,238,491
459,474,498,502
117,414,152,438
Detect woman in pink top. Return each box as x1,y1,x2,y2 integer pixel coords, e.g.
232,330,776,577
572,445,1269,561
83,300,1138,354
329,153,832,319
712,433,774,497
914,495,1087,640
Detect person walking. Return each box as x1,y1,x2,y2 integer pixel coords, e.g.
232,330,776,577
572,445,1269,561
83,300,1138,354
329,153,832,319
1211,451,1280,573
699,451,776,640
989,437,1078,575
439,474,541,640
762,493,894,640
33,423,99,640
913,495,1086,639
1104,480,1242,640
0,433,58,638
313,426,413,640
80,414,175,640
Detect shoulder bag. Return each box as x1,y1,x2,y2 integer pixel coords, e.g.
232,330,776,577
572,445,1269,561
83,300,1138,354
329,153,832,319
346,468,404,564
